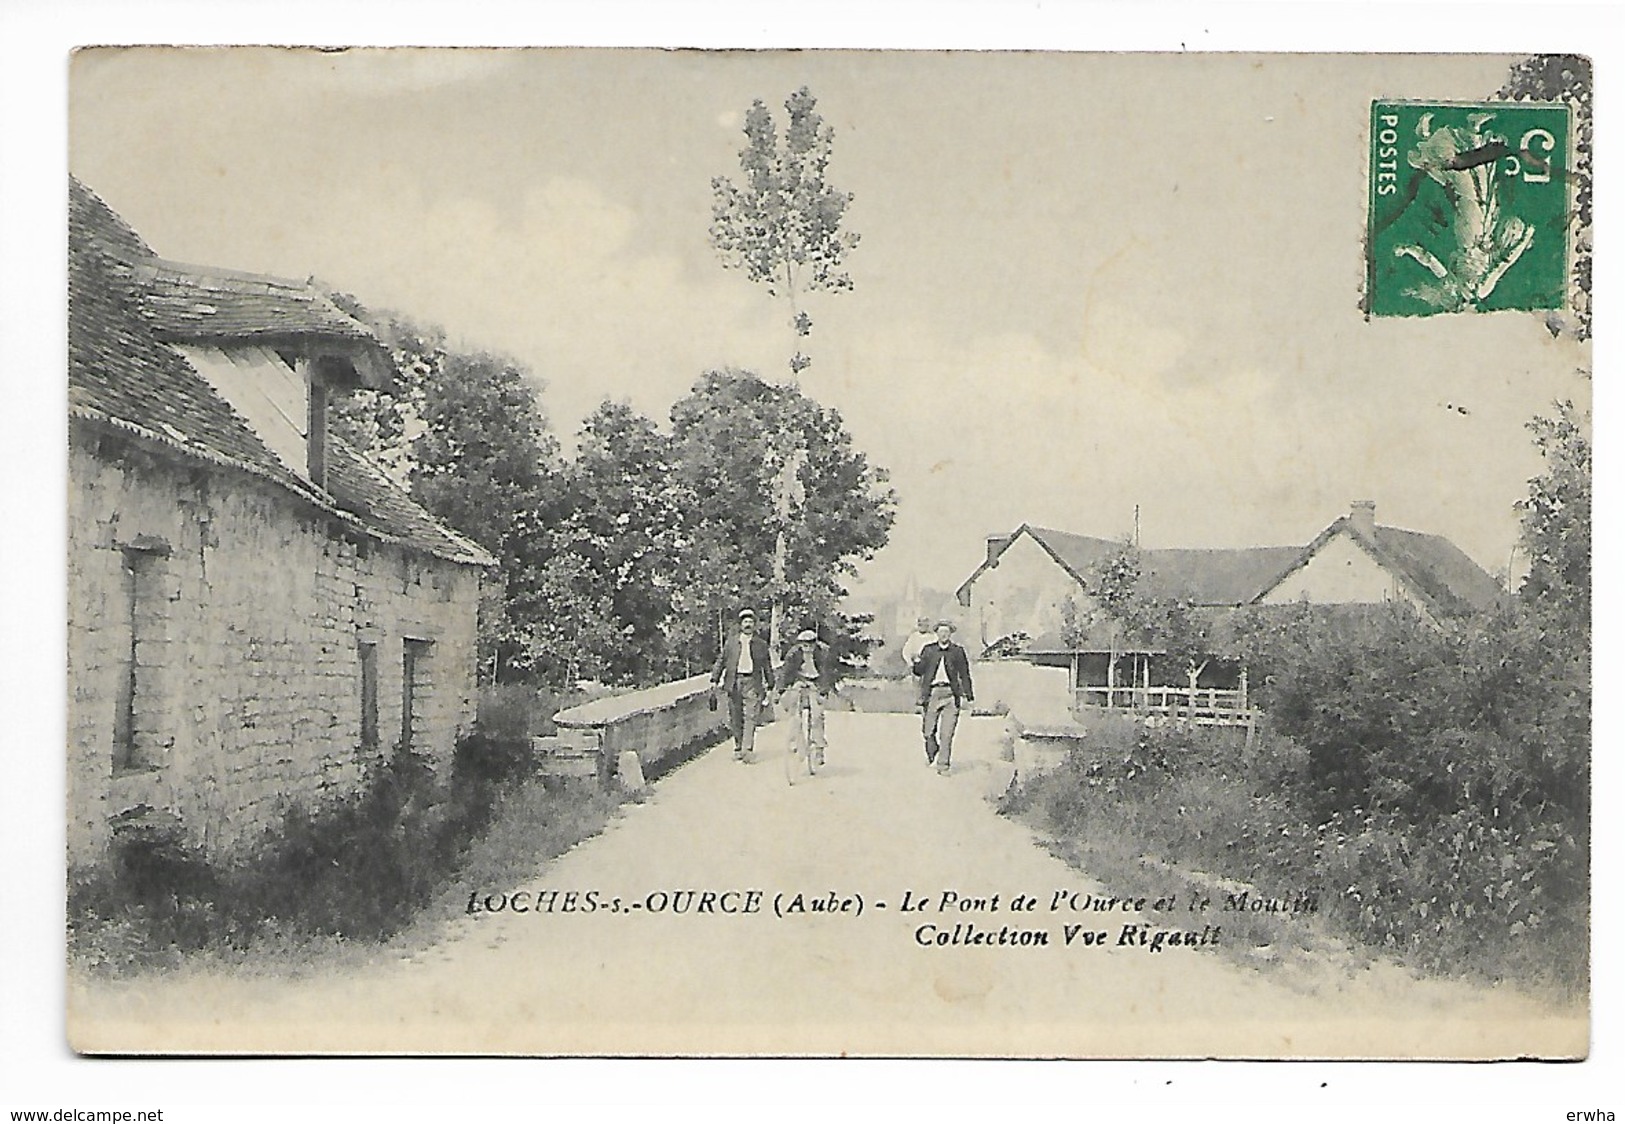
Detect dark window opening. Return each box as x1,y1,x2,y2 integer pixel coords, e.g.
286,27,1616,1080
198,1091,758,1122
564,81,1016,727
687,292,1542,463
401,639,432,750
359,640,379,751
113,548,165,774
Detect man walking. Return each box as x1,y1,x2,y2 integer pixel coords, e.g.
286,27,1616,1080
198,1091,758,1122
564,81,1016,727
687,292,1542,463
711,607,772,763
912,619,974,775
777,621,837,767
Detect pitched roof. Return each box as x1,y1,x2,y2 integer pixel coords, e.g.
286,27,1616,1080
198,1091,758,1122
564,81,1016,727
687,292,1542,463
962,524,1302,608
954,524,1118,602
966,512,1503,629
69,180,295,484
324,439,494,566
68,177,493,568
1256,516,1507,619
1138,546,1304,606
1370,525,1506,615
136,258,389,379
1023,525,1124,580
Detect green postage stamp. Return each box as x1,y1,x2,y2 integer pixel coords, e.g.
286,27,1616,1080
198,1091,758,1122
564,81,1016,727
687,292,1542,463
1368,100,1570,317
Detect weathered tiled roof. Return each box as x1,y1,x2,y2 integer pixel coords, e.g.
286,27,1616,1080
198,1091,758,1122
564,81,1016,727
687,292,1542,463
69,177,493,568
69,180,296,484
1370,524,1507,616
1021,525,1122,579
325,439,495,567
1138,545,1305,606
971,524,1302,608
137,259,380,347
966,512,1503,634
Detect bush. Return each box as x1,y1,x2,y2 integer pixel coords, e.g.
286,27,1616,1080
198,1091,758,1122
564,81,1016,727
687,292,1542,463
455,683,576,787
1229,603,1587,835
69,810,229,973
69,715,613,975
1005,705,1587,997
476,682,565,742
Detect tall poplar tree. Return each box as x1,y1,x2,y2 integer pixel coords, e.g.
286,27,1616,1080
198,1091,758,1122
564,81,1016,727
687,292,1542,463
710,87,861,650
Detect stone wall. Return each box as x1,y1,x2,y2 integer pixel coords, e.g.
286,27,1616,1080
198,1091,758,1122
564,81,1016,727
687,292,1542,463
549,674,727,783
67,437,483,871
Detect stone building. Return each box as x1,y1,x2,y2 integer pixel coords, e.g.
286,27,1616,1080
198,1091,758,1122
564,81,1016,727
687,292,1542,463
958,502,1506,657
956,503,1507,723
67,178,495,871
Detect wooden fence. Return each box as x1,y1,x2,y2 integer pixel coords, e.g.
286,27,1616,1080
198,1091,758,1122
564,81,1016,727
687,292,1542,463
1073,685,1257,730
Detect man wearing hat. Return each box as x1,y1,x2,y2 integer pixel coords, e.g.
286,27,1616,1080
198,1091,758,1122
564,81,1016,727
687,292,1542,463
912,619,974,774
776,620,837,767
711,607,773,762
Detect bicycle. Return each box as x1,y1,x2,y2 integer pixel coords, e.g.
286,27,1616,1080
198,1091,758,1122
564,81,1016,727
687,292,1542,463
782,682,821,786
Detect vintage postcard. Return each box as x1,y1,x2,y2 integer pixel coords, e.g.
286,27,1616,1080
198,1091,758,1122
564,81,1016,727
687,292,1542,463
64,47,1592,1059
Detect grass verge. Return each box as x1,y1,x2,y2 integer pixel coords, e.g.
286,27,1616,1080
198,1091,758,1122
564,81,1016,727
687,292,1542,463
1001,712,1587,1003
68,686,624,978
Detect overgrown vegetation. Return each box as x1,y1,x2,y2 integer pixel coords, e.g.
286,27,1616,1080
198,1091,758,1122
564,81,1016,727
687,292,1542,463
1008,673,1586,997
1008,384,1591,999
68,686,612,976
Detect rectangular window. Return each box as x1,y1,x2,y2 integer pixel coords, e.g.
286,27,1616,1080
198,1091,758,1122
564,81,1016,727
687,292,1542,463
401,639,432,750
359,640,379,750
113,547,165,774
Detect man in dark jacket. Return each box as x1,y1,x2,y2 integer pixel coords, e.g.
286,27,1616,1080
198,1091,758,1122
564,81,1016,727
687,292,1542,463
912,619,974,775
711,607,773,762
777,622,837,766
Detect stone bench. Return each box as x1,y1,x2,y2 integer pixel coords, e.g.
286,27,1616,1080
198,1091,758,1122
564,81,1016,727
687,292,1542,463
539,673,729,787
1004,716,1089,780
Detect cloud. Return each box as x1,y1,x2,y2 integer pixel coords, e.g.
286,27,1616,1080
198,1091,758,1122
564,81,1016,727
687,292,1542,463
284,175,793,440
1078,298,1190,384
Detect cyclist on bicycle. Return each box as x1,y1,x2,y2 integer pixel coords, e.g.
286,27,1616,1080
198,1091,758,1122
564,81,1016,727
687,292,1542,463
776,622,838,768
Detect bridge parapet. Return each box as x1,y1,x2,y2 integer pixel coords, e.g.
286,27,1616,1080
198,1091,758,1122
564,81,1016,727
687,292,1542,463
542,673,728,785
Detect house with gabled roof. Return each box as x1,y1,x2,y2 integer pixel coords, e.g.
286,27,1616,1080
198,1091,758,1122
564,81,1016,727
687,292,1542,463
956,502,1505,723
1252,500,1506,622
68,178,495,871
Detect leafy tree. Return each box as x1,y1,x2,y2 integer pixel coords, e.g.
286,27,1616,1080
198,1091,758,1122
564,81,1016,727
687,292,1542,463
326,306,572,683
1062,543,1212,682
552,400,692,684
499,551,622,687
1517,398,1590,634
668,369,895,669
410,350,562,553
1225,388,1591,826
327,311,438,491
711,86,860,377
825,611,881,679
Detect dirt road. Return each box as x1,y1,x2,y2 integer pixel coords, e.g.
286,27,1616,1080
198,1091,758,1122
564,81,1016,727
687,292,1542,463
70,712,1585,1057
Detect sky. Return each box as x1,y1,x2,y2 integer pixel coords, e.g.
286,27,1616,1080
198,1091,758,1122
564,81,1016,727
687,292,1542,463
68,48,1588,604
